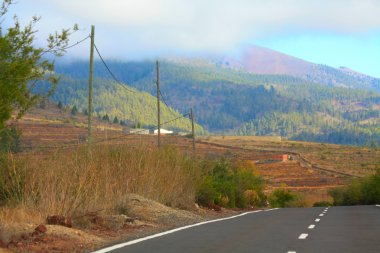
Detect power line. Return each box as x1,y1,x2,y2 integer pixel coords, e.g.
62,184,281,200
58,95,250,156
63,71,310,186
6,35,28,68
62,34,91,50
93,43,136,93
20,113,191,150
41,34,91,56
4,34,91,83
159,89,170,108
155,72,189,117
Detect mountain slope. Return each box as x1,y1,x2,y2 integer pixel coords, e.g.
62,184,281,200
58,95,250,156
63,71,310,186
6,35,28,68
217,45,380,91
53,59,380,146
233,45,315,76
35,76,205,134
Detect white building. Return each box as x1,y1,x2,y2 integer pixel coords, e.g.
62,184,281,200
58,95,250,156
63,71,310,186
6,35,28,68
154,128,173,135
128,128,149,135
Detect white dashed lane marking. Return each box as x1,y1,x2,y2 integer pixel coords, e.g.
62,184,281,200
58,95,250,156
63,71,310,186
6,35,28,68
319,214,324,216
308,224,315,229
315,218,320,222
298,233,308,239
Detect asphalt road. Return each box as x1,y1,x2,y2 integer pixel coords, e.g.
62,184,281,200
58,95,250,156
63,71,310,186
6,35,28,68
94,205,380,253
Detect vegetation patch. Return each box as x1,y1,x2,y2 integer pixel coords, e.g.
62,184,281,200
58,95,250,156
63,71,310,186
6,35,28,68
196,159,265,209
329,170,380,206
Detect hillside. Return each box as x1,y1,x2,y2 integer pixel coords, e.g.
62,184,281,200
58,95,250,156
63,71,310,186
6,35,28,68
217,45,380,91
52,58,380,146
35,76,205,134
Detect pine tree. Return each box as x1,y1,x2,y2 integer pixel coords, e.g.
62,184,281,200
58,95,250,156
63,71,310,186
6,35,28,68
71,105,78,115
0,0,77,130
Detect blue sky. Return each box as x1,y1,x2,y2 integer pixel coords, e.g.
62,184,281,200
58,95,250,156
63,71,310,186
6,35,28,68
5,0,380,77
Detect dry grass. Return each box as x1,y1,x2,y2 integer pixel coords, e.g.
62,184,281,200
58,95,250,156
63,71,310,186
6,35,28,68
0,144,200,223
201,136,380,176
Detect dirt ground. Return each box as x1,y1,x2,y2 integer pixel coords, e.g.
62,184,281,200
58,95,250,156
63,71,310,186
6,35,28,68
0,194,242,253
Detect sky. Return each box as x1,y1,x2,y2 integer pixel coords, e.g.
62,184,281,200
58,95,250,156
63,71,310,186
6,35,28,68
4,0,380,77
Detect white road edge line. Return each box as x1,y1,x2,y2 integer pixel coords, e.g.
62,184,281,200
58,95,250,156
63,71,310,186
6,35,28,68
315,218,320,222
308,224,315,229
376,204,380,208
298,233,308,239
91,209,276,253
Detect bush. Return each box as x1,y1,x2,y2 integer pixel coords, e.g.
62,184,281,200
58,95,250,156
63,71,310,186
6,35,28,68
0,126,21,153
268,189,305,208
196,159,265,208
313,201,332,207
329,170,380,206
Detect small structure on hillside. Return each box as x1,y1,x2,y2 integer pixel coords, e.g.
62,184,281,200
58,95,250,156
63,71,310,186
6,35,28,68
128,128,149,135
273,154,288,162
177,132,190,136
154,128,173,135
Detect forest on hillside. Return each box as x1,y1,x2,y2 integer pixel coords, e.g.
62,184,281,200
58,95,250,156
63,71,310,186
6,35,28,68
50,60,380,146
35,76,205,134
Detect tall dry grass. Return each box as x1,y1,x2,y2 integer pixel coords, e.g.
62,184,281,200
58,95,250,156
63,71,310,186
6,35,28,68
0,144,200,220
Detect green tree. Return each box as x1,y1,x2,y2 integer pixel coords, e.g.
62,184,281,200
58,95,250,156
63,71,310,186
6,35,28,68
0,125,20,152
70,105,78,115
113,116,119,124
0,0,77,130
102,114,110,122
57,101,63,109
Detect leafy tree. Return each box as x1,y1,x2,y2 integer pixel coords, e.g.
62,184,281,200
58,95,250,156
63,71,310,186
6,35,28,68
113,116,119,124
0,0,77,130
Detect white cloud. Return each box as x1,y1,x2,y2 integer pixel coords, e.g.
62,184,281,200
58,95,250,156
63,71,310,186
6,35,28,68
10,0,380,57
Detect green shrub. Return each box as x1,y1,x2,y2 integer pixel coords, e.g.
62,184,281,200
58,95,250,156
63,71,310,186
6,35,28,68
285,192,307,207
269,189,301,208
313,201,332,207
0,126,21,153
196,159,265,208
329,170,380,206
196,176,218,207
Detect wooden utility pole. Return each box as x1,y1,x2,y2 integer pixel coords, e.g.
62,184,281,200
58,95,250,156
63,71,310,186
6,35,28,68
190,108,196,154
87,25,95,153
156,60,161,148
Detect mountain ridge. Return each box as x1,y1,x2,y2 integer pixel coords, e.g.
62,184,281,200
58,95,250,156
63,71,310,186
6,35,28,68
208,45,380,91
